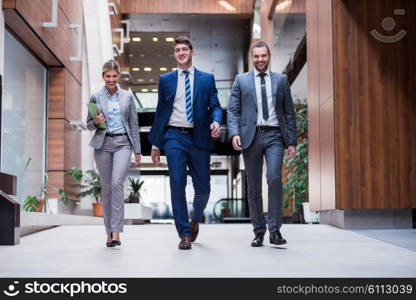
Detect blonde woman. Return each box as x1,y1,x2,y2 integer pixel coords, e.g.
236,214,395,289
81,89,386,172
86,59,141,247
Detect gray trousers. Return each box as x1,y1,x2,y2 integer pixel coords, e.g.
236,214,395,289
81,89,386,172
242,129,285,234
94,135,132,235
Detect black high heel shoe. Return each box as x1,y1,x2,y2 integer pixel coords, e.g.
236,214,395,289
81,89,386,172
111,232,121,247
106,233,115,247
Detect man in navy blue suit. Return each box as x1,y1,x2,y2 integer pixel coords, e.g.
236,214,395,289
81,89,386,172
148,36,222,250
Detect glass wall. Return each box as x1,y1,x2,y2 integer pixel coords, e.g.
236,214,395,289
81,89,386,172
1,31,47,203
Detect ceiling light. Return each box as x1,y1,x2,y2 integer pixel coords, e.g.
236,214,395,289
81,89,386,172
218,1,236,11
275,0,292,12
140,54,145,57
132,67,140,71
149,79,154,82
144,67,152,72
165,37,174,42
124,77,130,81
153,37,159,42
152,89,158,92
171,67,177,71
137,79,144,82
141,88,149,92
132,37,141,42
160,67,167,71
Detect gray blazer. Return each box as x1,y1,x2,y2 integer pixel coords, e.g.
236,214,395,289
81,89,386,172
227,70,297,150
86,87,141,153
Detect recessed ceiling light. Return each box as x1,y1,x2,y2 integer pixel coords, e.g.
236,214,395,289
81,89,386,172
144,67,152,72
152,89,158,92
171,67,177,71
160,67,167,71
140,54,145,57
218,1,236,11
132,37,141,42
149,79,154,82
153,37,159,42
137,79,144,82
129,54,134,57
141,88,149,92
165,37,174,42
132,67,140,71
124,77,130,81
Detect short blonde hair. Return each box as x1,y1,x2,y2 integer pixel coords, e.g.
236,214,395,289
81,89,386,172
102,59,120,76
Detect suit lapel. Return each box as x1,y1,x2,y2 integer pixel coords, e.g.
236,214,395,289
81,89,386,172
118,89,127,118
98,87,109,117
165,71,178,102
248,70,257,107
271,72,278,106
193,68,200,103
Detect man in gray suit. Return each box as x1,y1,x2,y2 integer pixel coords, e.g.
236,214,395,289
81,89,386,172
227,41,297,247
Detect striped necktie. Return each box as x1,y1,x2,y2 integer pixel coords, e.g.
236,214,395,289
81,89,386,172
183,69,193,123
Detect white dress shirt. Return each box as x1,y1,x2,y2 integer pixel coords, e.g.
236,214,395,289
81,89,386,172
254,68,279,127
168,66,194,128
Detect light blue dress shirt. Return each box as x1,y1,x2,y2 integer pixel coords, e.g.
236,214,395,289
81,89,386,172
105,88,126,134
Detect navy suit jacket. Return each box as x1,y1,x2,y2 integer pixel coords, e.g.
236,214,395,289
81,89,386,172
148,68,222,150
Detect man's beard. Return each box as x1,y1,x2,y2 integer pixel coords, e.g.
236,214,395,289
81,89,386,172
254,61,269,72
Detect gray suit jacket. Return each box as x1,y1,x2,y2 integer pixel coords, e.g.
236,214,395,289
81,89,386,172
86,87,141,153
227,70,297,150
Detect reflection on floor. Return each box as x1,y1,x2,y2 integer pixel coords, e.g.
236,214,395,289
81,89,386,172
0,224,415,277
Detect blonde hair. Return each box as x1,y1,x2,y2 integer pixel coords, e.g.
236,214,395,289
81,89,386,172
102,59,120,76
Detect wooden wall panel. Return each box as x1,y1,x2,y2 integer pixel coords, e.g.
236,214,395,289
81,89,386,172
6,0,83,82
48,69,81,121
48,69,65,119
47,119,65,171
320,98,336,210
120,0,254,16
64,69,82,122
306,0,321,212
3,9,61,66
47,171,79,200
306,0,335,211
333,0,416,209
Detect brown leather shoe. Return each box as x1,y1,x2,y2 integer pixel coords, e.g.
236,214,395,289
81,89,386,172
178,236,192,250
190,221,199,242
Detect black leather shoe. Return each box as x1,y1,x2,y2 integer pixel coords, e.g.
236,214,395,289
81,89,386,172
109,232,121,247
106,242,115,247
270,230,287,245
111,240,121,247
178,236,192,250
190,221,199,242
251,233,264,247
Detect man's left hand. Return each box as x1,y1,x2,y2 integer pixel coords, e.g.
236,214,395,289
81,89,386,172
134,153,141,167
287,145,296,160
210,122,221,138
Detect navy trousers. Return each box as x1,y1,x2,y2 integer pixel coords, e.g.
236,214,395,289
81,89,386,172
164,128,211,237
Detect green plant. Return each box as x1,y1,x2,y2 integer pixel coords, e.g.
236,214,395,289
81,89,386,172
23,173,69,212
283,101,308,214
69,167,101,203
23,195,40,212
125,177,144,203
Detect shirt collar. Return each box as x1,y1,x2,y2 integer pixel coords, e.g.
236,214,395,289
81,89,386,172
105,85,119,98
254,68,270,77
178,66,195,76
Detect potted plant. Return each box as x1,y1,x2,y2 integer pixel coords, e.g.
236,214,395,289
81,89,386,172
126,177,144,203
23,173,69,212
124,178,152,223
69,167,103,217
283,101,313,223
